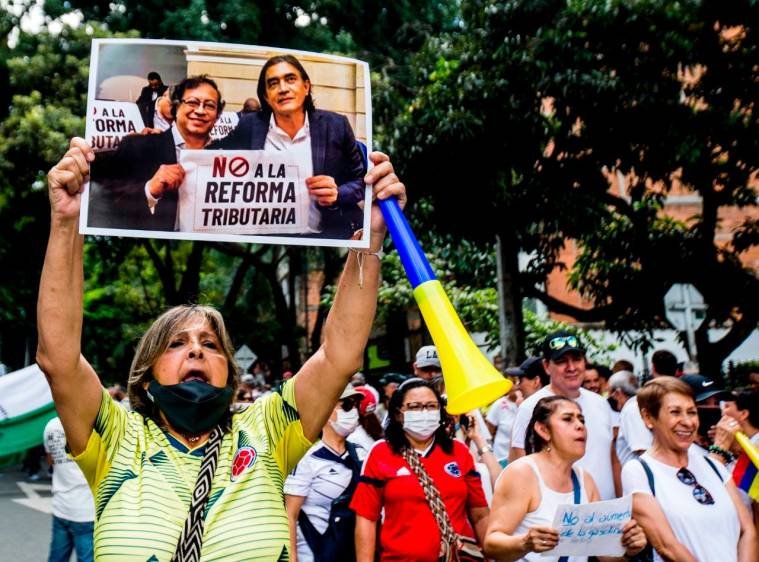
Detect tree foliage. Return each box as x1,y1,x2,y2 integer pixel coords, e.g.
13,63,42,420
392,0,758,375
0,1,462,375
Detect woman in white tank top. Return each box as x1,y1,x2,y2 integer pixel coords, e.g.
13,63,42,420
483,396,646,562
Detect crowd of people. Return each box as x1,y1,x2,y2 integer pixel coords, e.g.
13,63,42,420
39,100,759,561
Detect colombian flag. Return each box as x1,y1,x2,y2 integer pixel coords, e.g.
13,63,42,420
733,432,759,501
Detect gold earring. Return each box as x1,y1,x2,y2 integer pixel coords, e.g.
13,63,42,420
545,441,552,452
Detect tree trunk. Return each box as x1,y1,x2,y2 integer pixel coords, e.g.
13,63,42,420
496,232,525,367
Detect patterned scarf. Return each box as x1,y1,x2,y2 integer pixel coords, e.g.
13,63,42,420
171,422,227,562
400,446,459,562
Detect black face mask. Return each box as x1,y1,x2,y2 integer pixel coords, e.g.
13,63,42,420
147,379,233,435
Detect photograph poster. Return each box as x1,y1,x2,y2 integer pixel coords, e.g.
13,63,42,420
80,38,372,248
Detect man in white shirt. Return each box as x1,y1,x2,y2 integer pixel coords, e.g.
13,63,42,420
508,331,620,500
43,416,95,562
609,370,651,467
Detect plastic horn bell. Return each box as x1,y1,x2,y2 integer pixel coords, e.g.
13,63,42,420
378,198,511,414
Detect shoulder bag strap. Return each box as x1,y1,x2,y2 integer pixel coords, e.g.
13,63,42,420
702,455,724,482
636,457,656,496
171,422,228,562
400,447,459,562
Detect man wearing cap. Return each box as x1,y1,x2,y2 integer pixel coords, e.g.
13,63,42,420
413,345,442,381
484,357,545,464
508,356,547,400
508,331,619,500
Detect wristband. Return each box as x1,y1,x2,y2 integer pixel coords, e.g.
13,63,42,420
349,247,384,288
708,444,735,464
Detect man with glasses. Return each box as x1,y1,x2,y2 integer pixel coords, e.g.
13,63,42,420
89,75,224,230
508,330,620,500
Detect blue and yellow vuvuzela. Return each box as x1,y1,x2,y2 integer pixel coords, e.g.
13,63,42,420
379,198,511,414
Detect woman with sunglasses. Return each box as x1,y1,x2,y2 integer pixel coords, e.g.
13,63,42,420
621,377,756,562
351,378,489,561
484,396,646,562
285,385,365,562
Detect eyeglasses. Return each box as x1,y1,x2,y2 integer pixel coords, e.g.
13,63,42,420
402,402,440,412
676,467,715,505
340,399,359,412
548,335,579,351
181,98,218,112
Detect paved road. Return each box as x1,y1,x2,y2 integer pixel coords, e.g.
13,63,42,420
0,467,56,562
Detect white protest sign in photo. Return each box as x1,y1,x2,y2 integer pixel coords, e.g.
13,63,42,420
178,150,311,235
543,495,632,557
88,101,145,152
210,112,240,140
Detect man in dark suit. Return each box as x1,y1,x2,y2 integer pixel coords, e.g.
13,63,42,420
88,75,224,230
135,72,169,129
214,54,366,239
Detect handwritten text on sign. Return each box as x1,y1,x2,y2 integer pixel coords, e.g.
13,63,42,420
178,150,311,235
543,495,631,557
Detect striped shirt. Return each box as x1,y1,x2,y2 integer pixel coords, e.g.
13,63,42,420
73,378,311,561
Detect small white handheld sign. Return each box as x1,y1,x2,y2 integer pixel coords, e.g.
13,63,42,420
543,495,632,557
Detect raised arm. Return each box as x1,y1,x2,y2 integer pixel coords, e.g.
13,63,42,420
37,137,105,455
294,152,405,441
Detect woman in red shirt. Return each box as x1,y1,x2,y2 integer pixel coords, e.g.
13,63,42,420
350,378,489,561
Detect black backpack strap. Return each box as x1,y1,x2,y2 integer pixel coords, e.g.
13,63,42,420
636,457,656,496
702,455,724,482
297,509,324,559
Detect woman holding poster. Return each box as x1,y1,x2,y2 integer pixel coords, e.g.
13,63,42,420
484,396,646,562
38,136,405,561
621,378,756,562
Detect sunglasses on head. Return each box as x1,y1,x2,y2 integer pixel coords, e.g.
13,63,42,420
677,467,715,505
548,335,579,351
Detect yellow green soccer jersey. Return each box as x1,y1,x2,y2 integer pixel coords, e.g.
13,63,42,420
74,378,311,561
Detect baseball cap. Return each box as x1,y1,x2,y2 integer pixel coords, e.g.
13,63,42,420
505,356,545,378
415,345,441,369
379,373,407,387
353,386,378,416
680,374,731,403
240,373,255,385
542,330,585,361
339,384,365,401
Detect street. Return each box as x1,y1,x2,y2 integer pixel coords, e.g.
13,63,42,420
0,467,57,562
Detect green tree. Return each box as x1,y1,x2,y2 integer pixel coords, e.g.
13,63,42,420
392,0,758,376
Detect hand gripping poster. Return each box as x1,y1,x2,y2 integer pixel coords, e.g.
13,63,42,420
81,39,372,248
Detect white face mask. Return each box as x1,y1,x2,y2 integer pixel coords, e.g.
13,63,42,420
330,407,359,437
403,410,441,441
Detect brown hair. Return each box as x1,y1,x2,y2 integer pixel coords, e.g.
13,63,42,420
127,305,239,418
525,396,578,454
637,377,694,420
